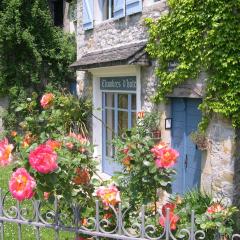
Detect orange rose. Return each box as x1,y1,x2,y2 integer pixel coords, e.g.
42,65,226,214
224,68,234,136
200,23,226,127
45,139,61,150
22,133,35,148
122,156,132,166
40,93,54,109
10,131,17,137
207,203,224,214
73,168,91,185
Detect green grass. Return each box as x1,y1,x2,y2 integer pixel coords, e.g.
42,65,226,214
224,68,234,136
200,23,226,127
0,166,76,240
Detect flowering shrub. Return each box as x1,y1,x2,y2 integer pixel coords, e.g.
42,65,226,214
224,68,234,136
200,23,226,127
9,87,92,137
8,131,97,204
169,190,238,238
1,90,97,208
113,112,178,207
196,202,238,237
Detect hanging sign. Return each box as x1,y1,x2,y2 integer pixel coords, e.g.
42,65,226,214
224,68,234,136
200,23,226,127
100,76,136,91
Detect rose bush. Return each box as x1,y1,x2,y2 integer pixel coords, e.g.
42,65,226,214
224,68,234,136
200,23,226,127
169,190,238,238
10,87,92,137
113,112,178,208
1,90,97,209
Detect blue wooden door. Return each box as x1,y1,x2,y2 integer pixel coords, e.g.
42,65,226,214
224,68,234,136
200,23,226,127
171,98,202,194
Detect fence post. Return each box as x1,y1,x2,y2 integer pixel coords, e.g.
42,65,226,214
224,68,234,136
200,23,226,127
16,201,22,240
54,197,59,240
165,208,170,240
95,200,99,240
73,203,80,240
190,210,195,240
34,200,41,240
118,203,122,235
140,205,145,238
0,189,4,240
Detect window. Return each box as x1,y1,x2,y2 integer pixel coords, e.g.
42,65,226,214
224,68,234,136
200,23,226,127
69,2,77,34
49,0,63,27
83,0,143,30
102,92,137,175
102,0,114,21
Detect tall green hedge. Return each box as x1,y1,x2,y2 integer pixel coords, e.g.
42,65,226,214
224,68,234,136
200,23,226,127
0,0,75,95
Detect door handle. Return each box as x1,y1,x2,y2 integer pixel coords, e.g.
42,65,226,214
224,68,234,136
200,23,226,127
185,154,188,169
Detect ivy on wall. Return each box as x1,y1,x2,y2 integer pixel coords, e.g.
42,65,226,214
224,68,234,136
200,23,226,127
145,0,240,129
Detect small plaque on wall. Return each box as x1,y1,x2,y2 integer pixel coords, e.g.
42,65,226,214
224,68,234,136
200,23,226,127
100,76,136,91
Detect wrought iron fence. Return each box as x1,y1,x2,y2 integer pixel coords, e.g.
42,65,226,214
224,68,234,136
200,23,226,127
0,189,240,240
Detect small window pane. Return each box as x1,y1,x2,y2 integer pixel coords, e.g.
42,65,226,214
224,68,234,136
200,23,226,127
131,94,136,110
132,112,136,128
118,111,128,137
106,109,114,157
106,93,114,108
118,94,128,109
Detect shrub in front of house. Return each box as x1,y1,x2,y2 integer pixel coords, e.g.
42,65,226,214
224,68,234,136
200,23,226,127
168,190,238,239
0,90,98,211
113,112,178,209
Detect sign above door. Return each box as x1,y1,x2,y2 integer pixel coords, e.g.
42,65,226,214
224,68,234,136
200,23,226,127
100,76,136,91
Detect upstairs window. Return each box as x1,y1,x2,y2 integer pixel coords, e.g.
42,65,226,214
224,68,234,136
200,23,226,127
49,0,64,27
102,0,114,21
83,0,143,31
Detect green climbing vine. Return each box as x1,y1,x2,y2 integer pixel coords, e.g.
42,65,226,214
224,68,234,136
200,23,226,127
145,0,240,129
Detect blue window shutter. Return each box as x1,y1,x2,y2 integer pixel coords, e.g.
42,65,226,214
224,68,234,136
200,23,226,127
113,0,125,19
126,0,142,16
83,0,94,30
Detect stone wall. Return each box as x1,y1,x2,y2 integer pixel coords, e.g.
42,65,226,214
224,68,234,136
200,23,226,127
76,0,168,58
75,0,168,105
201,117,235,201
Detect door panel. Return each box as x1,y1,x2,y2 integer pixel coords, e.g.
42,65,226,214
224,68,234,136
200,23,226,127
172,98,202,194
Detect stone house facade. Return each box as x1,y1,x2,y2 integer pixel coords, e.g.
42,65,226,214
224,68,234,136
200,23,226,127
70,0,236,202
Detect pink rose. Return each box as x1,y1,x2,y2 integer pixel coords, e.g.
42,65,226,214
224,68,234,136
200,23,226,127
29,144,58,174
40,93,54,109
68,132,89,153
154,148,179,168
96,185,121,209
0,138,14,166
9,168,36,201
207,203,225,214
44,192,50,200
151,142,168,157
